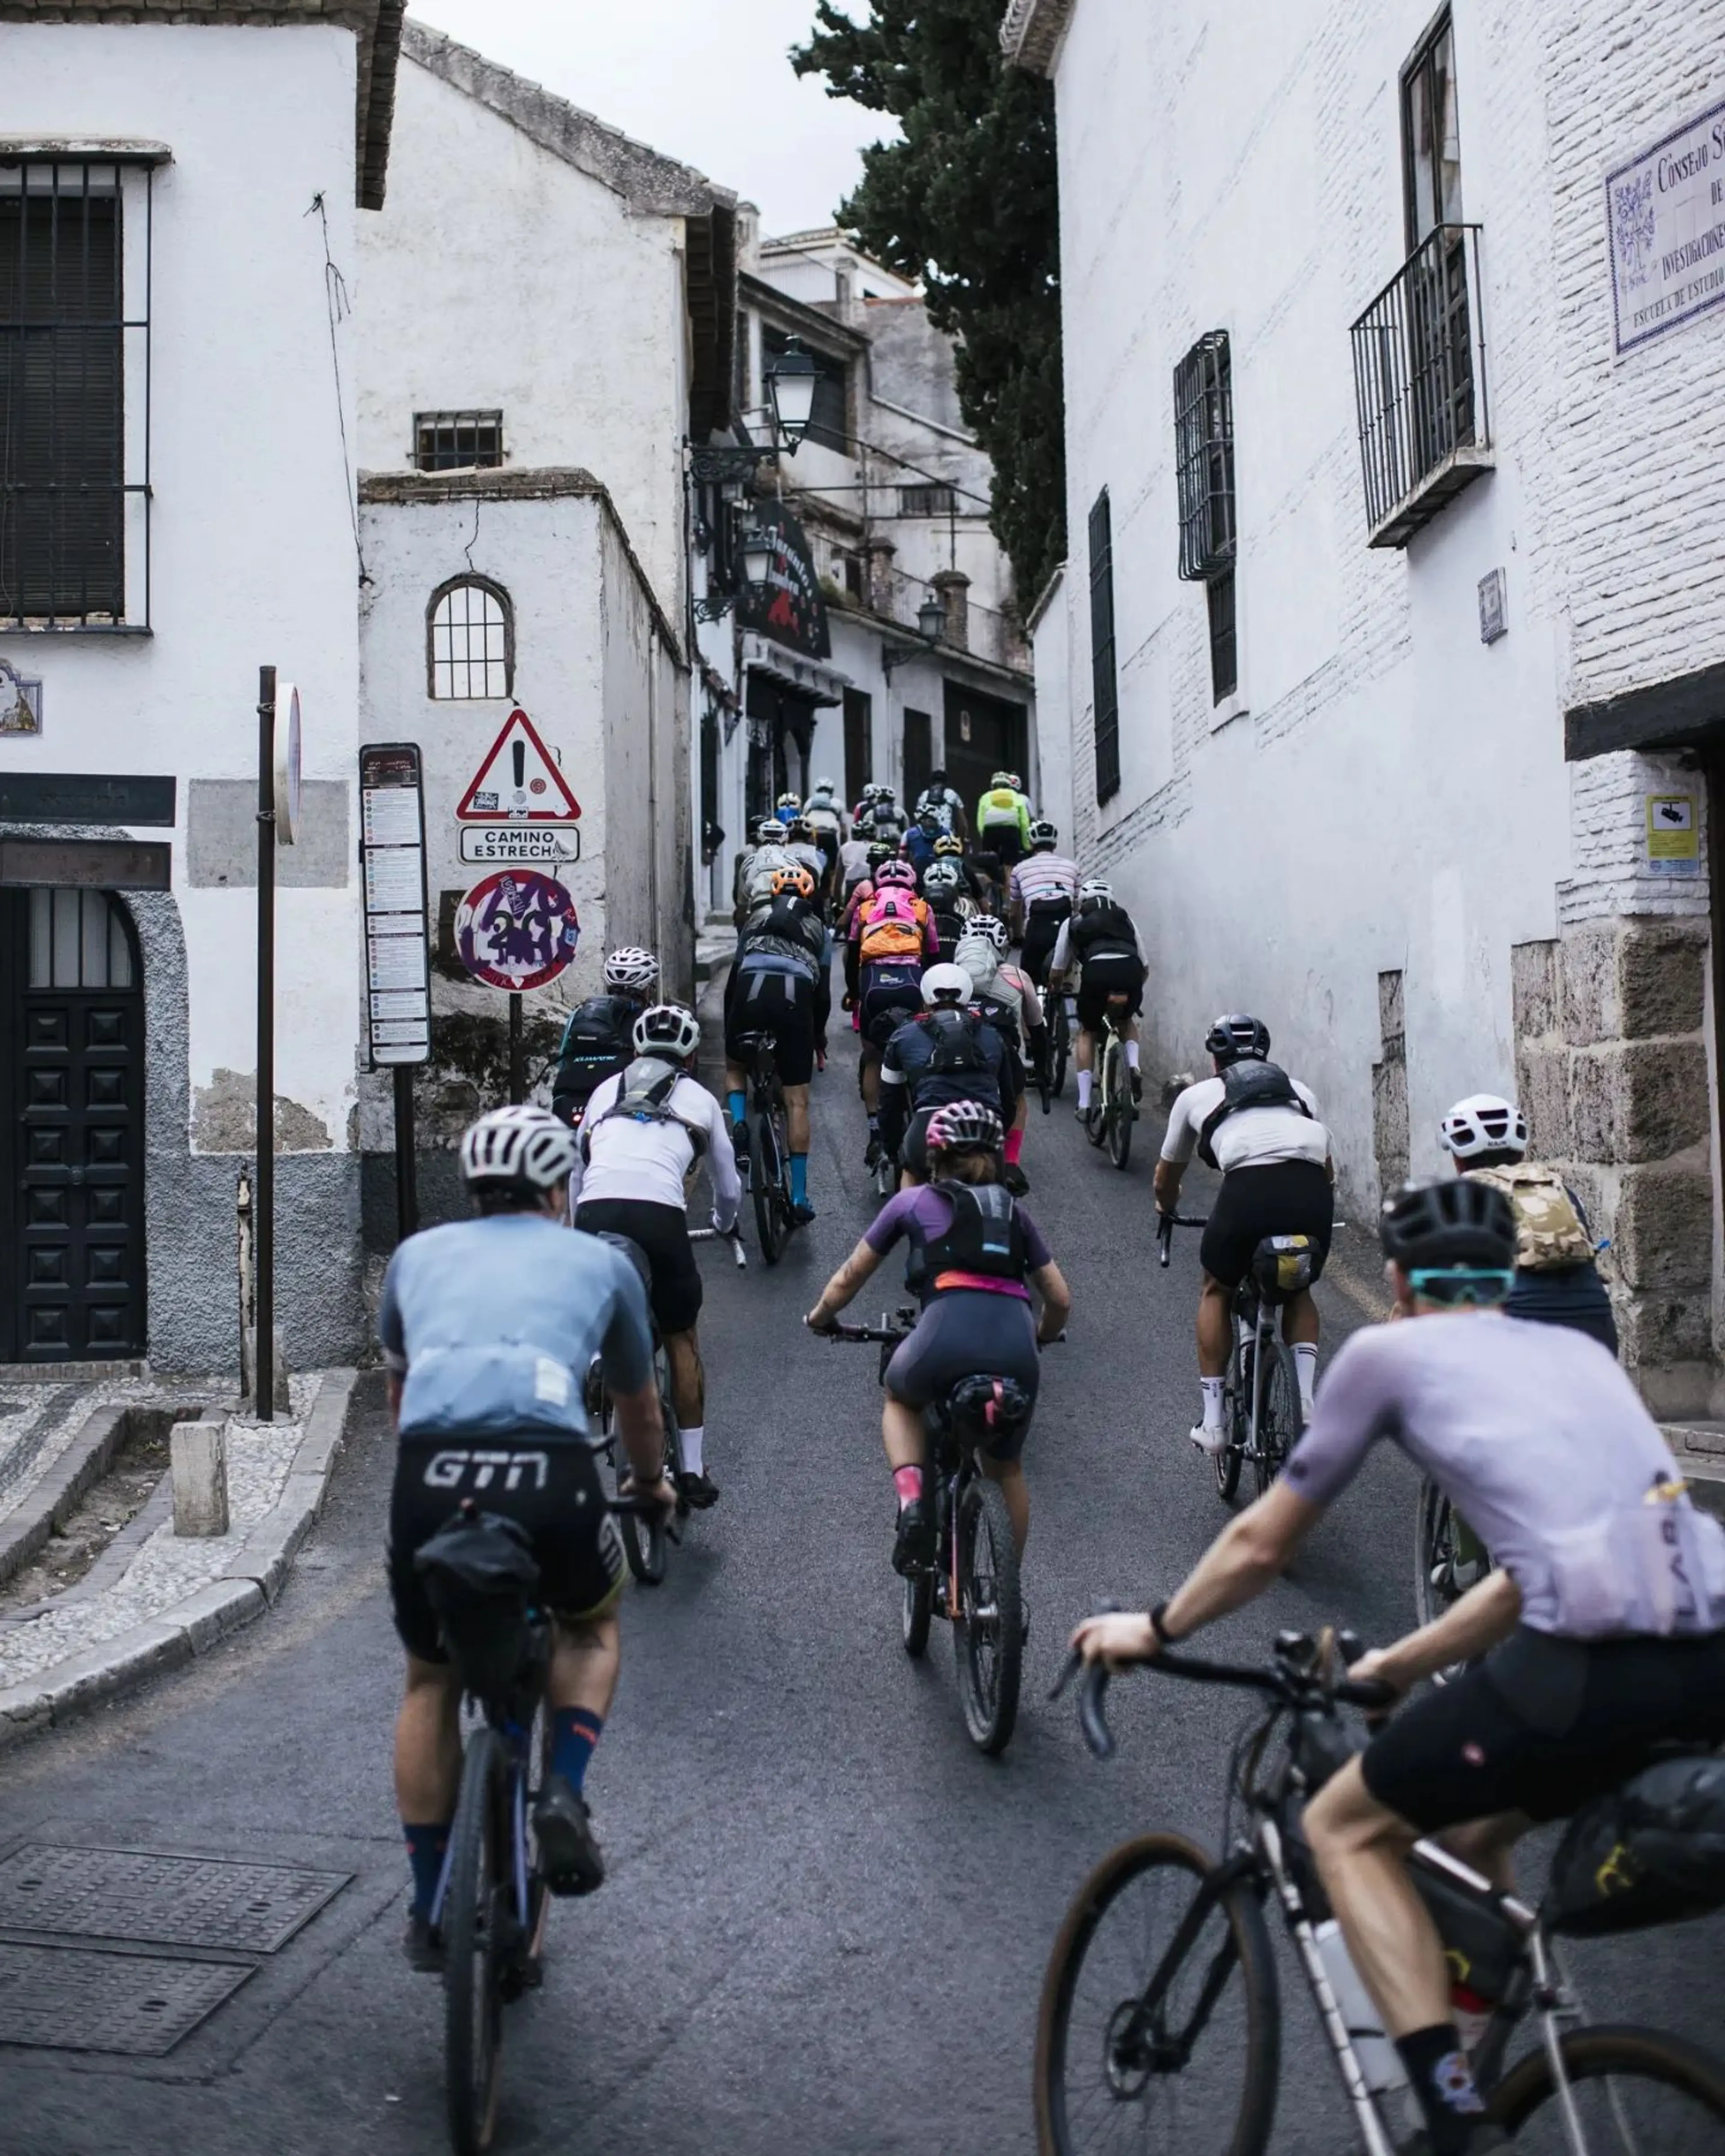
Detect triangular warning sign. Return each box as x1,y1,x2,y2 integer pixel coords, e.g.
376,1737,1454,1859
456,708,582,822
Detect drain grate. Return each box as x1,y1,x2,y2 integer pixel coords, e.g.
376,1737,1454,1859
0,1941,252,2055
0,1846,349,1954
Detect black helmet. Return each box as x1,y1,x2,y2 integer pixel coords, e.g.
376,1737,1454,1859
1380,1178,1517,1274
866,839,896,869
1205,1014,1270,1066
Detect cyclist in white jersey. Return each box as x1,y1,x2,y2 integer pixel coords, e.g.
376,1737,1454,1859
1008,822,1080,986
1073,1178,1725,2156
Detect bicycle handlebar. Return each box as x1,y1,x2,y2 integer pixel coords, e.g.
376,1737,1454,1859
689,1224,748,1269
1155,1211,1210,1267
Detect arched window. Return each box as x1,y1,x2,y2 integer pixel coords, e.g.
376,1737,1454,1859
427,576,513,700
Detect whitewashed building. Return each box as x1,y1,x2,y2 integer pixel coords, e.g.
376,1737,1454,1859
1008,0,1725,1412
691,220,1038,917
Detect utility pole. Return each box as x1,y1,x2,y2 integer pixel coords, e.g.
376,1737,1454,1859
255,665,276,1423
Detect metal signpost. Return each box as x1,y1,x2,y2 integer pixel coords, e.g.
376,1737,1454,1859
452,869,580,1100
254,668,299,1425
360,745,433,1240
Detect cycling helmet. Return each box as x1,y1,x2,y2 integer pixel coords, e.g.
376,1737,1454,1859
1380,1177,1517,1274
602,946,659,994
921,860,962,895
920,962,973,1005
874,859,918,889
776,791,802,812
1007,772,1024,792
1439,1093,1530,1161
925,1099,1004,1157
991,769,1014,788
770,866,815,898
865,840,896,869
811,777,837,798
1029,819,1058,850
1205,1014,1271,1066
1076,879,1114,910
961,913,1010,953
460,1105,578,1194
933,836,962,860
753,815,786,844
632,1003,701,1062
787,815,816,842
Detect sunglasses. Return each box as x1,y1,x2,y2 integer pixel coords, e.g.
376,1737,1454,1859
1407,1267,1515,1308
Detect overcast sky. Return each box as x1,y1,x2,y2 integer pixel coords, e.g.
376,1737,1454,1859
408,1,894,237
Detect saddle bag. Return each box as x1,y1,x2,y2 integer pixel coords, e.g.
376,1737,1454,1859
1546,1752,1725,1937
414,1508,542,1700
1251,1233,1317,1306
942,1372,1035,1448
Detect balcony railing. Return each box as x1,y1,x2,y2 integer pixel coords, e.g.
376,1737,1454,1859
1349,222,1492,548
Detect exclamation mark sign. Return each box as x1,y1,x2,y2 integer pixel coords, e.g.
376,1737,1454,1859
512,739,526,812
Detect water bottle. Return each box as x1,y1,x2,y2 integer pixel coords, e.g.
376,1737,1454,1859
1312,1921,1408,2095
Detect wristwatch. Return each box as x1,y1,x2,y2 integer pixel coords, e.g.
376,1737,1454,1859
1150,1600,1182,1647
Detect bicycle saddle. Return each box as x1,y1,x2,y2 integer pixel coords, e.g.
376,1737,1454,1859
593,1230,653,1298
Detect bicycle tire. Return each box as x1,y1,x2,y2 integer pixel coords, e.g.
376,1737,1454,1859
618,1356,675,1586
954,1476,1021,1755
1107,1039,1133,1170
1084,1051,1108,1149
444,1728,508,2156
1254,1339,1299,1498
1035,1832,1280,2156
1491,2023,1725,2148
1213,1342,1244,1502
1051,1000,1069,1099
902,1567,933,1657
1413,1476,1491,1684
750,1104,786,1265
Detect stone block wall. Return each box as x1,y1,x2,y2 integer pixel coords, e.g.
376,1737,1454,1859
1513,919,1715,1414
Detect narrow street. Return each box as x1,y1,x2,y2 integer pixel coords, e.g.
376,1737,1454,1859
2,1030,1721,2155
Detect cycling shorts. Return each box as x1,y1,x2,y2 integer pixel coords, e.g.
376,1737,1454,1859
1020,909,1068,986
979,822,1025,867
1361,1625,1725,1834
1199,1159,1334,1289
860,964,924,1049
574,1198,702,1336
1075,955,1146,1032
388,1435,625,1661
726,961,815,1086
884,1291,1040,1458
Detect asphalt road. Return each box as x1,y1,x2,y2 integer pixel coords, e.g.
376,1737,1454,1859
2,1024,1721,2156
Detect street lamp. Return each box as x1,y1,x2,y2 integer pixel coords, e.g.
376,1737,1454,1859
765,341,819,455
740,522,774,594
882,589,948,676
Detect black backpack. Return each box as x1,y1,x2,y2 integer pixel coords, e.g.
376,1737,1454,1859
918,1008,992,1082
1196,1059,1311,1169
552,995,634,1124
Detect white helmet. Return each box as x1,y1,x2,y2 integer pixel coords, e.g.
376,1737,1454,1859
1439,1093,1529,1161
460,1105,578,1193
1078,879,1114,907
960,914,1010,953
811,777,836,799
921,859,962,895
603,946,659,994
633,1003,701,1061
920,962,973,1005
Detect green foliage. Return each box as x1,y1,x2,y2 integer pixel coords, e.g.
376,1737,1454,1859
792,0,1066,609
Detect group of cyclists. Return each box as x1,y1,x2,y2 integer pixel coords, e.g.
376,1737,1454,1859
374,766,1725,2156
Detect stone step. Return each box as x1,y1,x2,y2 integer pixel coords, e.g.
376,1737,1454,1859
1663,1423,1725,1518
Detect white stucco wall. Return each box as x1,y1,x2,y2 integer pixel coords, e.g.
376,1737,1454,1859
1028,567,1073,839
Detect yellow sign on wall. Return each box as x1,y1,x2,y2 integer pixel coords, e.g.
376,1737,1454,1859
1645,793,1700,874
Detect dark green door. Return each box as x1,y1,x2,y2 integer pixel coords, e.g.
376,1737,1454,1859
0,887,146,1361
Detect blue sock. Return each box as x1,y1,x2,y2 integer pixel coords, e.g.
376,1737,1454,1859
790,1153,809,1206
404,1821,449,1920
727,1090,746,1127
550,1707,604,1793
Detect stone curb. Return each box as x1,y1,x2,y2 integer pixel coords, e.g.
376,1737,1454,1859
0,1369,359,1751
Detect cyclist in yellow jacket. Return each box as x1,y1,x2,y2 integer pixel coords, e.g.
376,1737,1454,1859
974,771,1033,867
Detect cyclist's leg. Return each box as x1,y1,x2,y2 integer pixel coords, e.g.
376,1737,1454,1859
534,1460,628,1891
664,1327,704,1432
722,964,758,1139
388,1443,464,1938
771,975,817,1212
1192,1187,1254,1446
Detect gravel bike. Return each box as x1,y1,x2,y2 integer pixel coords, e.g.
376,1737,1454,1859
1082,999,1137,1168
822,1308,1027,1754
1038,1625,1725,2156
415,1490,667,2156
1046,988,1070,1104
1159,1212,1307,1502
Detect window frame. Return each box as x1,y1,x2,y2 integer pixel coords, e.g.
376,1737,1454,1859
412,410,505,473
425,574,515,702
1088,490,1120,807
898,482,957,519
1205,569,1238,706
1400,7,1463,251
1173,331,1236,584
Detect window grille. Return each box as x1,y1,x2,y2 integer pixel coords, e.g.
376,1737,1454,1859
413,411,504,472
1206,570,1238,704
899,483,956,518
27,887,134,989
0,159,152,629
1088,491,1120,806
1173,332,1235,583
427,576,513,700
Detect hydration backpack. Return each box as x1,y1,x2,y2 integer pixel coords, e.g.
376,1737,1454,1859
859,888,925,965
581,1056,708,1162
916,1008,994,1084
552,995,635,1123
1468,1163,1594,1270
1196,1060,1311,1170
920,1182,1029,1295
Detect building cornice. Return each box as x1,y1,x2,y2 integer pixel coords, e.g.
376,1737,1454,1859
999,0,1075,75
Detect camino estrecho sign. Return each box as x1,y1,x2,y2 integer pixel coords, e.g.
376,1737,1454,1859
1606,97,1725,355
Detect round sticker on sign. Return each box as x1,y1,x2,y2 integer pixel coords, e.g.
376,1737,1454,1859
454,869,579,992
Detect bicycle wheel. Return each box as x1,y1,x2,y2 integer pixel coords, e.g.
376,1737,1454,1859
1035,1832,1280,2156
1084,1048,1108,1149
750,1103,786,1265
1253,1339,1299,1497
444,1729,509,2156
902,1566,933,1657
1213,1343,1244,1502
1413,1476,1491,1683
1051,1000,1070,1099
1107,1038,1133,1170
617,1358,675,1585
953,1476,1021,1755
1491,2023,1725,2151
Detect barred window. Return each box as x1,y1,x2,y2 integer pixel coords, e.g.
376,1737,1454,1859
0,159,153,629
413,410,504,472
427,576,513,700
1173,331,1235,583
899,483,956,518
1206,570,1238,705
1088,490,1120,806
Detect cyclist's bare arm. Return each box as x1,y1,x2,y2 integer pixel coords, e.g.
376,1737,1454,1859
1031,1259,1071,1344
612,1377,675,1505
807,1238,885,1328
1153,1158,1184,1212
1349,1569,1522,1698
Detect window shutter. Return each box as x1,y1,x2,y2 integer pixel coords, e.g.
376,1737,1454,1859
1088,491,1120,805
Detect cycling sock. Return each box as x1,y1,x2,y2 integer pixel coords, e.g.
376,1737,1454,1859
549,1707,605,1794
727,1090,746,1127
1293,1342,1319,1414
789,1153,809,1205
1003,1128,1024,1166
1124,1039,1140,1069
1396,2023,1486,2155
404,1822,449,1920
1076,1070,1093,1110
893,1464,924,1509
680,1423,705,1475
1199,1376,1226,1432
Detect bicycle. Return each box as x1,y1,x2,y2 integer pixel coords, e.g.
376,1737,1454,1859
822,1308,1027,1755
415,1489,668,2156
733,1030,799,1264
1159,1212,1308,1502
1081,1000,1137,1168
1046,986,1070,1104
1415,1479,1494,1683
1037,1625,1725,2156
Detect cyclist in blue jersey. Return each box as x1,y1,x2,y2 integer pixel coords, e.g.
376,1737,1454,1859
380,1105,677,1970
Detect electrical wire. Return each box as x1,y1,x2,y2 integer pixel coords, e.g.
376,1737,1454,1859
305,191,369,588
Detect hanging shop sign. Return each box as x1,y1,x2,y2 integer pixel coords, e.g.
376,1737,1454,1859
456,707,582,822
1607,97,1725,354
735,503,831,660
455,868,580,992
360,742,432,1065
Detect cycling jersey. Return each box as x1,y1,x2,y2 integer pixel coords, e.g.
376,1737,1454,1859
378,1215,652,1440
1010,853,1081,913
550,994,637,1125
880,1007,1012,1118
1051,904,1142,972
570,1066,741,1224
1285,1313,1725,1639
952,941,1044,1043
735,841,796,914
855,887,935,966
838,837,873,893
866,1183,1051,1302
914,785,965,834
1161,1072,1329,1173
739,894,825,980
975,786,1032,847
804,798,845,844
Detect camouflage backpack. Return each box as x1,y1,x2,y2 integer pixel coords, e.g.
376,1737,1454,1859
1467,1163,1593,1270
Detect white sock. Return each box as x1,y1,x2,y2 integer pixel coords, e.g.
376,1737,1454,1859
1292,1345,1318,1416
1199,1377,1225,1433
679,1423,704,1475
1077,1069,1093,1109
1064,996,1078,1024
1125,1040,1140,1069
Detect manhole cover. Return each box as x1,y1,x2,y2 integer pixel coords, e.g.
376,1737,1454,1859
0,1846,349,1954
0,1941,251,2055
